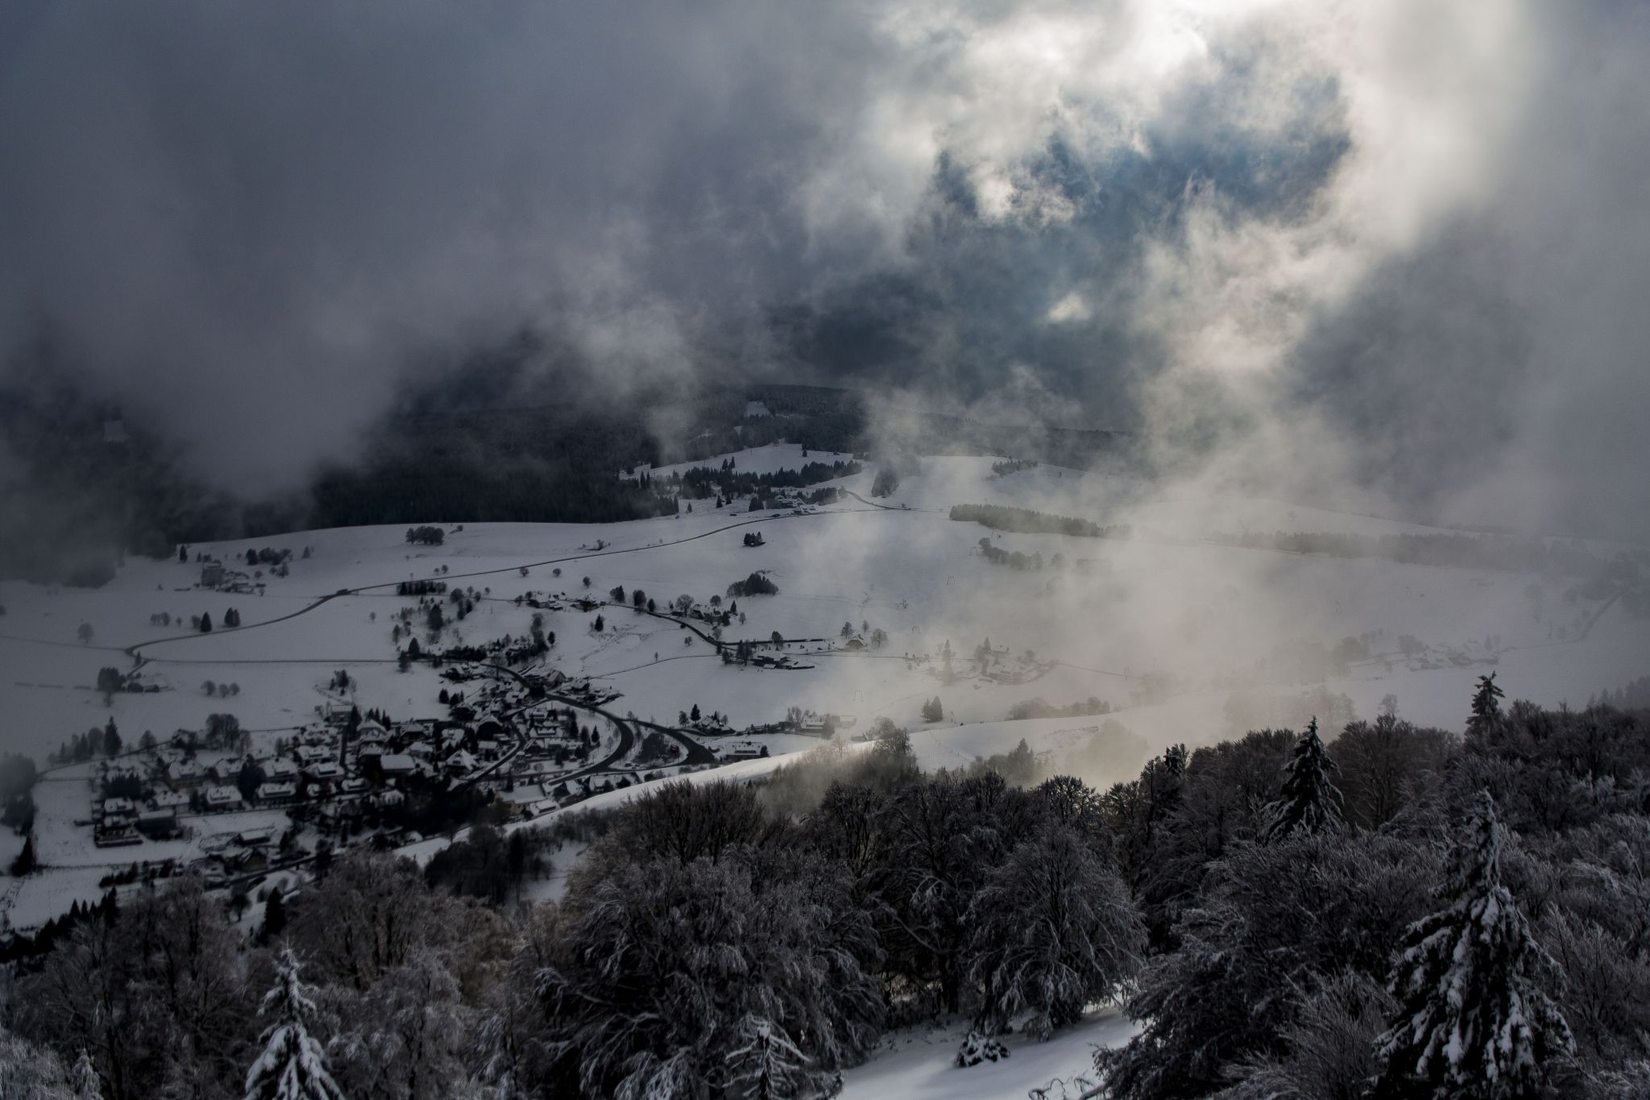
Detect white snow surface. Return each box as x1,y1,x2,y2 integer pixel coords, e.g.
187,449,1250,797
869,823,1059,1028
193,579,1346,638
840,1010,1138,1099
624,441,856,481
2,451,1646,1001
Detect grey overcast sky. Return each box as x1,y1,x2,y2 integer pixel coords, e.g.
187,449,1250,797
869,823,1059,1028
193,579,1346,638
1,0,1646,535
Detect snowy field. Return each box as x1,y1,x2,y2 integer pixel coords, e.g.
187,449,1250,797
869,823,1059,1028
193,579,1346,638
840,1009,1139,1099
3,448,1647,1093
5,451,1647,824
623,440,857,481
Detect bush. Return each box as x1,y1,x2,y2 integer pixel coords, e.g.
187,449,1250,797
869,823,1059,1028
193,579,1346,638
956,1031,1010,1067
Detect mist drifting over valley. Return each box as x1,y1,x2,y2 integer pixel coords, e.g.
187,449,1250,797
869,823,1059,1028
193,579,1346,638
1,3,1649,1099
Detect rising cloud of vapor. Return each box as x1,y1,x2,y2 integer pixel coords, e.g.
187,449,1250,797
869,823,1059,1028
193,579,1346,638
0,0,1646,536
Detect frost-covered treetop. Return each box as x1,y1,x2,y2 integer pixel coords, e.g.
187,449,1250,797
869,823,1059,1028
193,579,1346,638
244,947,346,1100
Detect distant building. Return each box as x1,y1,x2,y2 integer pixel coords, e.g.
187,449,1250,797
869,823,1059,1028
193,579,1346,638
256,781,298,806
165,759,207,790
200,562,225,588
204,786,245,812
379,753,417,777
151,790,190,813
99,797,137,823
136,808,182,840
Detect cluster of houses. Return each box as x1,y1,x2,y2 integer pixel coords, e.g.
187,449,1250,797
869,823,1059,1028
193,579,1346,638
74,642,798,897
794,710,858,736
86,700,533,852
197,560,266,595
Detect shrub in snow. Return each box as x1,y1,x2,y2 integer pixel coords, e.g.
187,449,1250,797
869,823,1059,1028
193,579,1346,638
955,1030,1010,1067
1370,791,1573,1099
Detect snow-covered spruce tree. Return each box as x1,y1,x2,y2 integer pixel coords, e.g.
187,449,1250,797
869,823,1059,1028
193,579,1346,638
1263,718,1343,843
1467,672,1505,740
965,823,1142,1041
726,1014,813,1100
1370,791,1573,1099
70,1049,102,1100
244,947,346,1100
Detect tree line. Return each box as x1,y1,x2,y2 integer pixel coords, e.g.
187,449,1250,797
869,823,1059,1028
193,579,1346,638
949,503,1130,539
1208,528,1644,581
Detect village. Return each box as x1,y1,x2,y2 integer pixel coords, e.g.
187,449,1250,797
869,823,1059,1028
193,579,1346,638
6,444,1627,970
36,653,809,912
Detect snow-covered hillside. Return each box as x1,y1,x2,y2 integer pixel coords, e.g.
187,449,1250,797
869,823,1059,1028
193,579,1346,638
2,448,1646,1094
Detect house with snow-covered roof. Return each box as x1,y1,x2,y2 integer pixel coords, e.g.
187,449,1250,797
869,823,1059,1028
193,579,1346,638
256,780,298,806
204,785,245,812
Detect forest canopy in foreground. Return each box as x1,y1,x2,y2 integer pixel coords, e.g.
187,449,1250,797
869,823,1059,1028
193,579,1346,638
4,680,1650,1099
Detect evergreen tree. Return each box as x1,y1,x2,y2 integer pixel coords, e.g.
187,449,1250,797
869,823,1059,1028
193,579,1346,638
262,891,287,943
11,831,38,875
1467,672,1505,739
1370,791,1573,1099
243,947,345,1100
726,1015,811,1100
199,612,212,633
71,1048,102,1100
1263,719,1343,842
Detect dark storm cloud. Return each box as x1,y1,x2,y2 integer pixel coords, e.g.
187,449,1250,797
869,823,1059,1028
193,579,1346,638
1276,0,1650,537
0,0,1646,536
0,0,894,489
